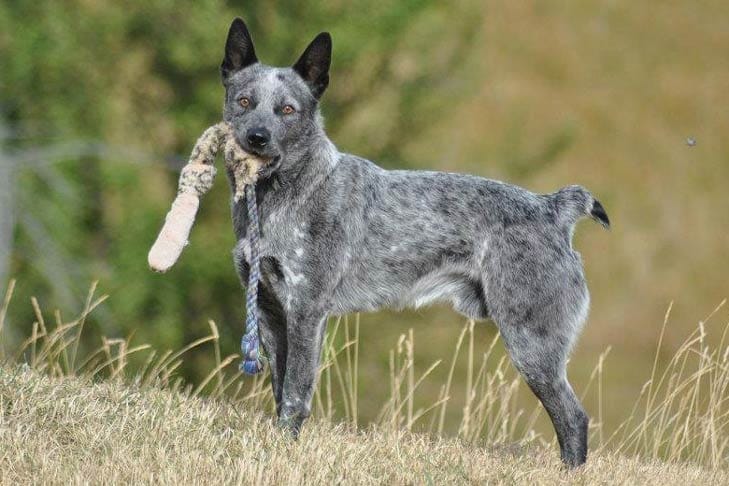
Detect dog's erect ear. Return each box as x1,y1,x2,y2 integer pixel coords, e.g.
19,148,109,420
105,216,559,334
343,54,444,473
221,18,258,82
293,32,332,99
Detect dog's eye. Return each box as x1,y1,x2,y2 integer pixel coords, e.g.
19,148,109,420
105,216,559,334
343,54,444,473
282,105,295,115
239,97,250,108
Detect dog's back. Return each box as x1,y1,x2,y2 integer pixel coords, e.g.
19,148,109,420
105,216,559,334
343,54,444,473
298,155,605,322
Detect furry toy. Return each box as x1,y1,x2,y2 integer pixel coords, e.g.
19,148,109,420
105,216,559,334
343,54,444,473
148,122,266,374
148,122,261,272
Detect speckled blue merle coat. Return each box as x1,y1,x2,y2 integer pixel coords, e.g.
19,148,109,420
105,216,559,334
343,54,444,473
221,18,609,467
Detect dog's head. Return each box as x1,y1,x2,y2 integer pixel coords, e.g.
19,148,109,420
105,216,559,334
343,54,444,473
220,18,331,176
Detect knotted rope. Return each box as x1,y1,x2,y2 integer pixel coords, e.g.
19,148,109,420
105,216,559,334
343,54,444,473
148,122,265,375
240,183,264,374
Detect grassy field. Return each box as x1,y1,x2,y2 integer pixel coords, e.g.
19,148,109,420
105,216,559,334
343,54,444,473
1,366,727,485
1,283,728,484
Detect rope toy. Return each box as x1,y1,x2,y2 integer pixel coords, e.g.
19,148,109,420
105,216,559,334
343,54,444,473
147,122,266,375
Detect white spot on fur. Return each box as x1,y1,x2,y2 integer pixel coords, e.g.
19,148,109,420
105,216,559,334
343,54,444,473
282,265,307,286
260,70,284,106
405,265,473,310
412,280,466,308
269,210,282,224
295,248,304,257
478,238,490,266
237,239,251,262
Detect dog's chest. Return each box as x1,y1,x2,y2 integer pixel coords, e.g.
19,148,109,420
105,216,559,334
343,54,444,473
257,206,311,290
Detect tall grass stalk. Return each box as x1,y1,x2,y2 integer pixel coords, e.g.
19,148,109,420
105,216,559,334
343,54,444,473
1,282,727,470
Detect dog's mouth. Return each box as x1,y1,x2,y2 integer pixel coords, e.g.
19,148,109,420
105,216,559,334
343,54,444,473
256,155,282,179
248,150,277,163
231,134,281,178
248,149,280,164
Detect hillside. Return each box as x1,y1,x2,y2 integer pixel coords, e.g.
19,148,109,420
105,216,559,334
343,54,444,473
1,366,725,485
2,0,729,439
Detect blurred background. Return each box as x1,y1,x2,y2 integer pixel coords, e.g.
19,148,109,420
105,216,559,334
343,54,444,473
1,1,728,435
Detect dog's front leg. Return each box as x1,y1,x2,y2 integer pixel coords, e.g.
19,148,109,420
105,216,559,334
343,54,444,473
277,310,328,438
256,287,288,416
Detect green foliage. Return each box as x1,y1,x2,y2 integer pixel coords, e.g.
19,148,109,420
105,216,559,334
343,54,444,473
0,0,481,381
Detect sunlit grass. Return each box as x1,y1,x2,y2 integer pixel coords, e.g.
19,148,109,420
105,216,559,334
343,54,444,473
1,280,728,481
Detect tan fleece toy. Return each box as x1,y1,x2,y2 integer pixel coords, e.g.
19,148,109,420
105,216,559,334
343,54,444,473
148,122,263,272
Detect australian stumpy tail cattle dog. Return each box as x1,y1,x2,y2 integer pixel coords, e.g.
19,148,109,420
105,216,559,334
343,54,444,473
221,17,609,467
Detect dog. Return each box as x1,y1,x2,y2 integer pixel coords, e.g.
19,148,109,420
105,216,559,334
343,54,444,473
221,17,609,467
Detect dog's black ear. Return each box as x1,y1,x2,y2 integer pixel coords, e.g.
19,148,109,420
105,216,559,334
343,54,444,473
221,18,258,82
293,32,332,99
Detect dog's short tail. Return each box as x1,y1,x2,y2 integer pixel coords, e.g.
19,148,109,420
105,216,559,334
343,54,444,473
553,185,610,229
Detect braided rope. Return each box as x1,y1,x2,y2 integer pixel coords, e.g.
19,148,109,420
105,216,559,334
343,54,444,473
240,182,265,375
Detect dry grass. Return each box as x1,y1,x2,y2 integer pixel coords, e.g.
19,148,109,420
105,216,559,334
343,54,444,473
1,280,728,484
2,367,727,485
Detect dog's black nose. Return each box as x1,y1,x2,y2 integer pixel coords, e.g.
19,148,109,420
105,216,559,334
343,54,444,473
246,128,270,149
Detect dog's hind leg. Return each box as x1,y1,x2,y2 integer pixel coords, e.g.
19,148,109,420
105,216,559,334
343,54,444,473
277,312,328,437
494,295,590,467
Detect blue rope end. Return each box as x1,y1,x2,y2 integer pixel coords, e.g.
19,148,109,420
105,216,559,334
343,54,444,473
240,358,264,375
240,332,265,375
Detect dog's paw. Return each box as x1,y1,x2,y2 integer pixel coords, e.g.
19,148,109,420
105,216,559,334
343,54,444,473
276,412,304,440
